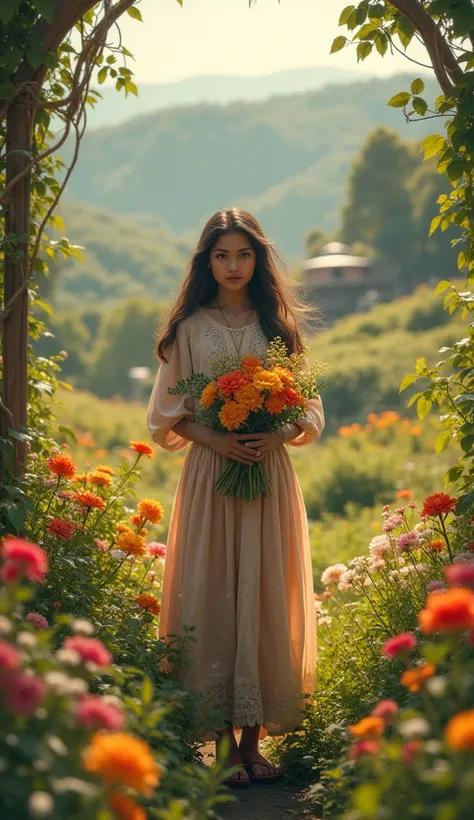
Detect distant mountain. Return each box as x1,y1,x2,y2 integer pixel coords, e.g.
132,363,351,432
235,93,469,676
65,74,437,257
88,66,366,130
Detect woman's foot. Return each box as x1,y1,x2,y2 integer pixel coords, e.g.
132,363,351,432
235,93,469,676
216,729,250,788
239,725,282,784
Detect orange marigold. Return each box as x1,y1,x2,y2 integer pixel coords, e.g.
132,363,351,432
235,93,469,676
273,366,294,386
96,465,115,476
73,473,90,483
241,354,262,374
73,491,106,510
219,400,249,431
265,395,286,415
349,716,385,739
252,369,283,393
445,709,474,751
200,381,218,408
429,538,445,552
117,531,146,557
421,492,457,518
109,793,146,820
400,662,436,692
235,383,264,411
47,453,76,479
137,498,164,525
83,732,161,796
136,594,161,616
129,514,144,528
216,370,247,396
396,490,413,500
89,470,113,487
130,441,154,459
418,587,474,634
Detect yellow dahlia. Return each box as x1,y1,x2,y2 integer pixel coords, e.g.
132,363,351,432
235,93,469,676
117,531,146,557
252,369,283,394
96,465,115,476
235,383,264,411
89,470,113,487
219,401,249,431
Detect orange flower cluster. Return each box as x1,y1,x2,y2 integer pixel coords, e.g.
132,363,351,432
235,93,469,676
83,732,161,796
109,793,146,820
47,453,76,479
400,662,436,692
137,499,164,525
199,355,306,431
445,709,474,751
349,716,385,739
117,531,146,557
418,587,474,634
72,491,106,511
136,594,161,615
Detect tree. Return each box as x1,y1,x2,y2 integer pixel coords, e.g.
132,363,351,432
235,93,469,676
340,127,418,288
0,0,150,478
305,228,329,259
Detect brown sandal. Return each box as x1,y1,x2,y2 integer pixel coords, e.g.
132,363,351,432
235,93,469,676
224,766,251,790
243,759,283,785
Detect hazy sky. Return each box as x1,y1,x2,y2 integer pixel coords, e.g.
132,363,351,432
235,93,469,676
116,0,429,83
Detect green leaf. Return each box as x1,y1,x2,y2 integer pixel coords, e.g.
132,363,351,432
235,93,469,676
339,5,355,25
27,48,46,70
374,32,388,56
429,215,442,237
447,159,465,183
330,36,347,54
387,92,411,109
33,0,54,21
399,373,417,392
0,83,16,100
421,642,450,664
127,5,143,20
456,492,474,515
420,133,445,160
413,96,428,116
141,676,154,706
411,78,425,94
0,0,21,24
457,251,467,270
6,503,26,533
97,67,108,85
417,395,433,420
434,429,452,454
435,280,452,295
356,41,373,61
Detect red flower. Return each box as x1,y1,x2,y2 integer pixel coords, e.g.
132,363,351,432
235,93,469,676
3,671,46,715
0,639,20,673
421,492,457,518
136,594,161,616
216,370,247,396
372,699,399,724
349,740,379,760
444,563,474,589
280,386,305,407
1,538,47,583
382,632,417,659
418,587,474,633
46,453,76,479
75,695,123,730
63,636,111,667
403,739,421,764
47,518,76,540
72,491,106,510
130,441,154,458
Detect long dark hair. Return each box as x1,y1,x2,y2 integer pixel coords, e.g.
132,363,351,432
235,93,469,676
157,207,311,361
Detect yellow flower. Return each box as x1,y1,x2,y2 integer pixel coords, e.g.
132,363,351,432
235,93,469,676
252,369,283,394
117,531,146,557
219,401,249,431
273,365,294,386
83,732,161,796
96,465,115,476
89,470,113,487
200,381,218,408
137,498,164,525
235,383,264,412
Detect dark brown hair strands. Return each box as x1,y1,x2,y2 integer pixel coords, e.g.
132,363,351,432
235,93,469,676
156,207,314,362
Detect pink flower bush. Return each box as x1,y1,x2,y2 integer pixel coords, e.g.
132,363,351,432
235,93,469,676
372,699,399,723
0,538,47,583
0,639,20,673
397,532,419,552
444,562,474,588
63,636,111,667
26,612,49,630
75,695,123,730
3,671,46,715
382,632,417,659
94,538,108,552
321,563,348,586
349,740,379,760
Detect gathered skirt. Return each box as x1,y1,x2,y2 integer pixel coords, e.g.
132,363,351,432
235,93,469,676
159,442,317,734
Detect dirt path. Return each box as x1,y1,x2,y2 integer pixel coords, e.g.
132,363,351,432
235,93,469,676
201,744,320,820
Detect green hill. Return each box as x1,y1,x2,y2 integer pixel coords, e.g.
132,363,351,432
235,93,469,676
48,202,191,309
64,74,438,257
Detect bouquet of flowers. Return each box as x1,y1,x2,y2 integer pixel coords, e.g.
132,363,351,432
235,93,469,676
168,338,327,501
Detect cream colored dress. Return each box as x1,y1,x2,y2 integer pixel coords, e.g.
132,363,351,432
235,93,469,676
146,308,325,734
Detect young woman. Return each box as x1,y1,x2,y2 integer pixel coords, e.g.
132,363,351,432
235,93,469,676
146,208,325,787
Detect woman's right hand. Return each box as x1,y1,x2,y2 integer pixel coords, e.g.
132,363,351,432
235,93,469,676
207,430,261,465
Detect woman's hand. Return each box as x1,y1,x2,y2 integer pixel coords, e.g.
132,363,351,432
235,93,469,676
208,431,263,465
237,431,285,461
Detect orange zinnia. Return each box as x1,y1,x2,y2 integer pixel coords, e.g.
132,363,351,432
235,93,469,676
418,587,474,633
136,594,161,616
445,709,474,751
216,370,247,396
241,354,262,374
421,492,457,518
109,793,146,820
400,662,436,692
429,539,445,552
73,473,90,483
89,471,113,487
137,499,164,525
349,716,385,739
72,491,106,510
396,490,413,500
253,369,283,393
200,381,218,408
96,465,115,476
130,441,154,458
47,453,76,479
235,383,264,411
219,400,249,431
83,732,161,796
265,395,286,415
117,531,146,557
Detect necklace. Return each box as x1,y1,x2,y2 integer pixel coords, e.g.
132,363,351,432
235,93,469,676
216,301,254,356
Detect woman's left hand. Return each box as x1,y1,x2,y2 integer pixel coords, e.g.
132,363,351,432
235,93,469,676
237,431,284,461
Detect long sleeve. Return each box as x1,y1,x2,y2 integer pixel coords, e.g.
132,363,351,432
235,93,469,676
287,394,325,447
146,321,194,452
